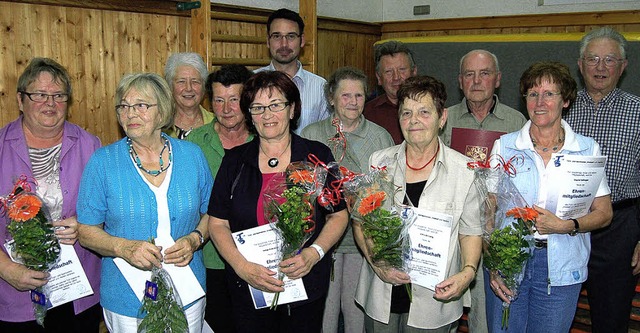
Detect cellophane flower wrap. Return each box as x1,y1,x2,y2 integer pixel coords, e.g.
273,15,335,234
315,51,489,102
263,160,329,309
138,264,188,333
468,156,536,329
0,176,60,327
343,167,414,273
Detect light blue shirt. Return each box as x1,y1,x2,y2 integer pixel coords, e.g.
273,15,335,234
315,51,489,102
492,120,610,286
255,60,329,134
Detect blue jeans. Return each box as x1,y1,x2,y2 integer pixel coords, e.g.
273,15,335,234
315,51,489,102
485,247,581,333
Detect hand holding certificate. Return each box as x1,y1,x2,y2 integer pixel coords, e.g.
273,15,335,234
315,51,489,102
232,224,308,309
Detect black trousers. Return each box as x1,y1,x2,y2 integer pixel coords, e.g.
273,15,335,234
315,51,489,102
231,290,326,333
0,302,102,333
585,201,640,333
205,268,236,333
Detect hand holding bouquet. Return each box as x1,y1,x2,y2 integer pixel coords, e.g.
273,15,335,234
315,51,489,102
484,207,536,328
138,264,189,333
345,167,414,292
263,160,328,309
469,156,535,329
0,176,60,326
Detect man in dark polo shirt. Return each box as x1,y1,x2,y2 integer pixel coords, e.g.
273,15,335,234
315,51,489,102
363,41,417,144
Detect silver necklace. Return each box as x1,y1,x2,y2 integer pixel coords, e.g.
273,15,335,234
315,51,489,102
259,139,291,168
531,129,565,152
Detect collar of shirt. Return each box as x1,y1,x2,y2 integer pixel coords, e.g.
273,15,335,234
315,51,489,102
462,95,511,122
577,87,622,109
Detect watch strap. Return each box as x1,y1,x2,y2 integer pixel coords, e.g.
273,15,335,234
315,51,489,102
310,243,325,260
191,229,204,245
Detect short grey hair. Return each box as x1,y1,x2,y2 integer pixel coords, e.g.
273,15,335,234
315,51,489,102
18,57,72,103
459,49,500,74
164,52,208,90
116,73,175,130
324,67,368,112
374,41,416,74
579,27,627,59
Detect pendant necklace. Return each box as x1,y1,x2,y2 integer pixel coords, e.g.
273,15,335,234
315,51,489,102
260,138,291,168
128,135,172,176
406,144,440,171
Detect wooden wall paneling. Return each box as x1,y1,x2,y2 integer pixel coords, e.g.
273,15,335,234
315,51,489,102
299,0,317,73
0,2,19,126
316,20,381,92
380,10,640,39
0,1,190,145
210,17,270,69
190,0,210,65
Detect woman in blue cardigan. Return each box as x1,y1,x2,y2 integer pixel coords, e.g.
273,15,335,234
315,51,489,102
77,73,213,332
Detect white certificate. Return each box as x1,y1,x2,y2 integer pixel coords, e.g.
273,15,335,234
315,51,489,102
406,207,452,291
545,154,607,219
46,244,95,308
232,224,308,309
3,242,94,308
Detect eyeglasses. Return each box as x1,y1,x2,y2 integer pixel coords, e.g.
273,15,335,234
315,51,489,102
523,91,562,101
269,33,300,42
20,91,69,103
115,103,157,115
248,102,290,115
582,55,624,67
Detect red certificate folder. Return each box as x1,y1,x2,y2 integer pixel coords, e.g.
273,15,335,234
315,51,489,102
450,128,506,162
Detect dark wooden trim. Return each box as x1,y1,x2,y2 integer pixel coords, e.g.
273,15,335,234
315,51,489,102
382,10,640,33
318,17,381,35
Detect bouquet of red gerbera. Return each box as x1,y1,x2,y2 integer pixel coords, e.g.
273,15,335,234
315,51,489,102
469,156,535,329
263,160,330,309
1,176,60,326
344,167,414,280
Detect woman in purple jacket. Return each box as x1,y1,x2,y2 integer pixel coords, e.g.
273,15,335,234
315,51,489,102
0,58,102,332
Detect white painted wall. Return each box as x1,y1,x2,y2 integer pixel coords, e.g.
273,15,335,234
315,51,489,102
213,0,383,22
214,0,639,22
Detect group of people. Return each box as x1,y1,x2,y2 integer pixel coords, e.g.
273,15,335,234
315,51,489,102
0,5,637,333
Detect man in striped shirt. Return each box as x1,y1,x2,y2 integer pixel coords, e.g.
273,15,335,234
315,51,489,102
255,8,329,134
565,27,640,333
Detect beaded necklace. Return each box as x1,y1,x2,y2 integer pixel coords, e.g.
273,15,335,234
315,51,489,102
127,135,172,176
406,144,440,171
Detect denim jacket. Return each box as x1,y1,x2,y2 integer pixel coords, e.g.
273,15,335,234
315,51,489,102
495,120,610,286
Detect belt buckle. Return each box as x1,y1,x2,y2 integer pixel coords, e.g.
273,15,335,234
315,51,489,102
534,240,547,249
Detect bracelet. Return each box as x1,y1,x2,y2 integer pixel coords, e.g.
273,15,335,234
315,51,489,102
191,229,204,246
463,264,477,274
310,244,325,260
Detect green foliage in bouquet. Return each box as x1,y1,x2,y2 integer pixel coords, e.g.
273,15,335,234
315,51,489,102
360,203,404,268
484,206,537,329
138,267,188,333
271,186,314,251
7,205,60,271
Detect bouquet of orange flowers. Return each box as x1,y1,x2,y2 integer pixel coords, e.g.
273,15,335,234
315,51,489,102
344,167,413,273
469,156,535,329
263,160,333,309
0,176,60,326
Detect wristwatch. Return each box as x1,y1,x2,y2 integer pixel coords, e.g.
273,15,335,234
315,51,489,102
191,229,205,245
568,218,580,236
